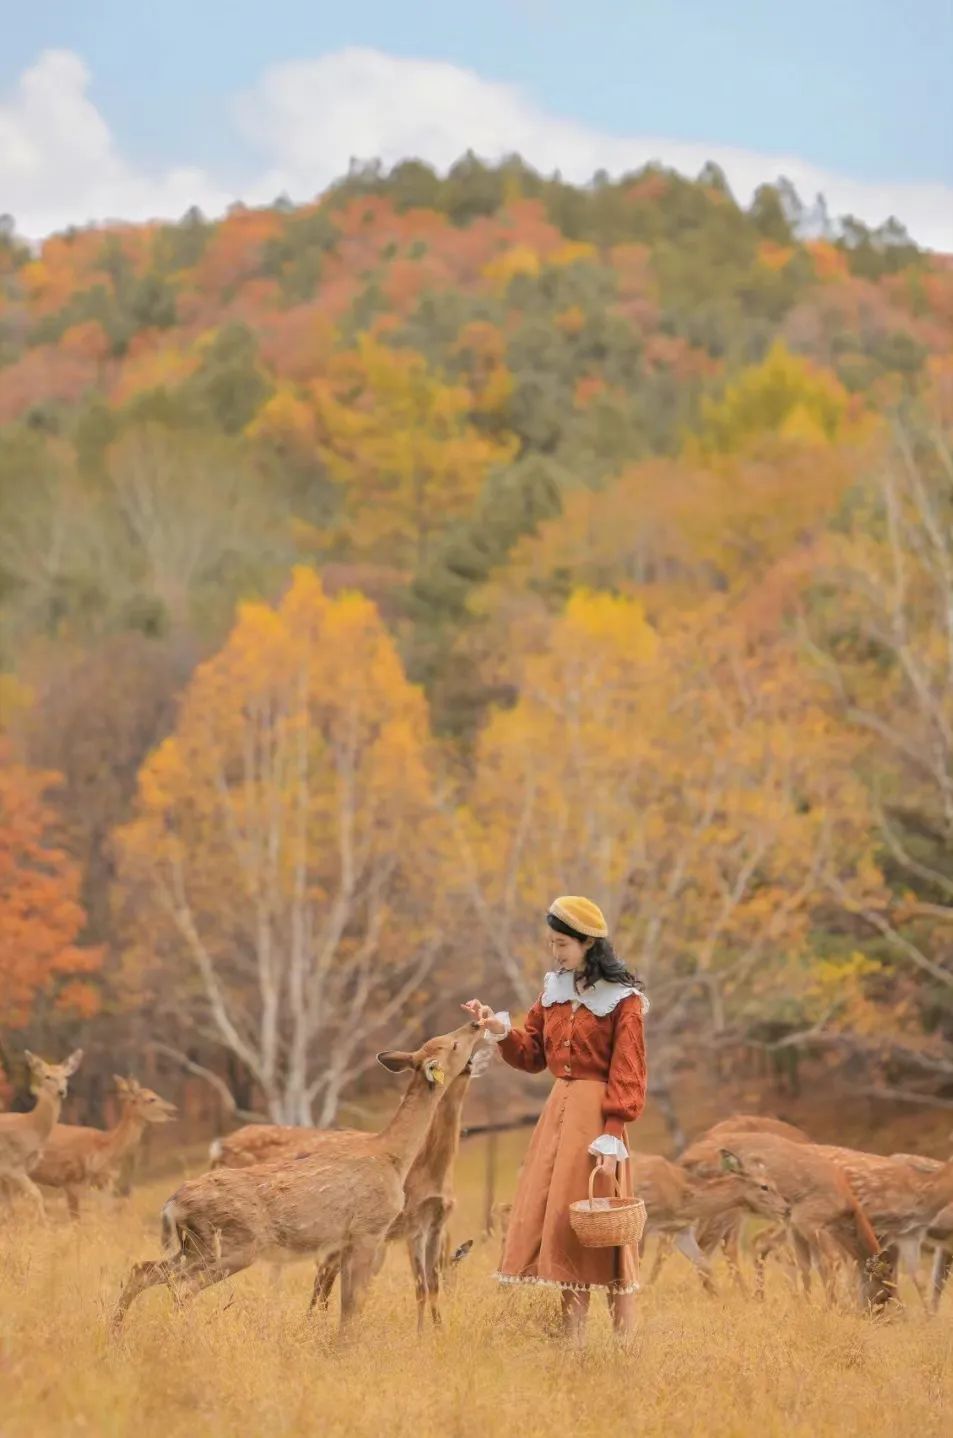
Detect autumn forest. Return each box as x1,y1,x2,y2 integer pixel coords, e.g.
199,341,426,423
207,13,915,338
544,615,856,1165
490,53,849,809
2,154,952,1136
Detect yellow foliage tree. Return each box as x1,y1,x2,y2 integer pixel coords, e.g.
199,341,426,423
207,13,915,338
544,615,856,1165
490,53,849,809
311,335,516,566
116,567,447,1123
459,590,872,1131
807,422,953,1087
689,342,858,457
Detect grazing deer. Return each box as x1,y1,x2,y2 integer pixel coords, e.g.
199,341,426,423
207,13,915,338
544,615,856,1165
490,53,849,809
111,1020,485,1334
211,1043,493,1330
633,1149,790,1293
680,1131,889,1306
813,1144,953,1309
31,1076,177,1217
682,1114,811,1286
0,1050,83,1220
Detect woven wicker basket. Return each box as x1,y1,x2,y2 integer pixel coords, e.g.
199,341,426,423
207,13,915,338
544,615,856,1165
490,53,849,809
569,1168,647,1249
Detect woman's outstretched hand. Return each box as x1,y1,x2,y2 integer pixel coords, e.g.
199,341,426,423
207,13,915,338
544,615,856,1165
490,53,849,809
462,999,507,1037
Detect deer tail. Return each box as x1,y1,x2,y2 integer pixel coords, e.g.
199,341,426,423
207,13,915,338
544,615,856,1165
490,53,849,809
160,1198,181,1252
847,1188,881,1258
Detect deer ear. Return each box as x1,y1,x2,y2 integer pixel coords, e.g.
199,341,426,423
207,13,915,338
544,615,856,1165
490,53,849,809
114,1075,130,1093
377,1051,415,1074
64,1049,83,1076
24,1050,40,1070
423,1058,446,1087
719,1147,743,1175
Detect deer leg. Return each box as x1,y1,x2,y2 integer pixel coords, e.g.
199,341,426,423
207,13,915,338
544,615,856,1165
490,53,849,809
673,1227,716,1294
930,1246,952,1313
339,1240,381,1334
170,1257,245,1310
820,1232,846,1306
647,1232,673,1286
309,1256,340,1314
425,1218,446,1328
65,1186,81,1221
112,1253,190,1330
897,1235,931,1313
696,1212,746,1293
6,1169,47,1223
722,1219,747,1294
751,1223,790,1298
791,1230,814,1297
406,1231,430,1335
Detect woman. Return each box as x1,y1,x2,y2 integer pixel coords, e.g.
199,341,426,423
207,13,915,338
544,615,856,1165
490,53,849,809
464,894,648,1343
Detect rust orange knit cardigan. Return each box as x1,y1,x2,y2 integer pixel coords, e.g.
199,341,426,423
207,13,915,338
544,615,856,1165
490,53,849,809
498,989,647,1140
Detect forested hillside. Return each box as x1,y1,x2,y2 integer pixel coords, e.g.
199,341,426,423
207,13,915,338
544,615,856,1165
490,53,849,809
2,155,952,1131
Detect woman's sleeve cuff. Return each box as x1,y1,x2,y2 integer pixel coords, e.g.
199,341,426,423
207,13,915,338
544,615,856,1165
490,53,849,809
487,1011,511,1040
588,1133,629,1161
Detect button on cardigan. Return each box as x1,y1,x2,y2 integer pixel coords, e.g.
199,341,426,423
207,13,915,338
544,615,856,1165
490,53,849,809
497,977,647,1141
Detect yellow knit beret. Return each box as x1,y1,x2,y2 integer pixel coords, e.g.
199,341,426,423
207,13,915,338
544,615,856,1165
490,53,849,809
548,895,608,938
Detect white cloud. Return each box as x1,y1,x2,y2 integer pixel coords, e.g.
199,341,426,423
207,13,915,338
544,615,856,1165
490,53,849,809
238,49,953,251
0,50,231,238
3,46,952,251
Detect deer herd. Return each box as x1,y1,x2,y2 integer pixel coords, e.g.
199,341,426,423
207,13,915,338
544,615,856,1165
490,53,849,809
2,1027,952,1336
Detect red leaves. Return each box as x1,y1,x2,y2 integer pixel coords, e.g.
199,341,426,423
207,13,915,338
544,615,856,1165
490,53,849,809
0,741,101,1030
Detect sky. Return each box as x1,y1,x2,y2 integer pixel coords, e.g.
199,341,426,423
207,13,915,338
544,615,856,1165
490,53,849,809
2,0,952,247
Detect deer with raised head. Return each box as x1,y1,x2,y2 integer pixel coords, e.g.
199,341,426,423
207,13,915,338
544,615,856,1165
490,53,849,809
633,1148,790,1293
211,1041,493,1330
111,1020,485,1334
309,1041,492,1329
0,1050,83,1220
31,1076,177,1218
680,1130,889,1306
811,1144,953,1309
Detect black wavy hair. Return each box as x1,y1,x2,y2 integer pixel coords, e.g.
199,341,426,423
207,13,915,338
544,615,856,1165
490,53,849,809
546,911,645,994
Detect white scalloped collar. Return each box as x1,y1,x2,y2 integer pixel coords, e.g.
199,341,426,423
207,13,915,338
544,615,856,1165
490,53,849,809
541,969,648,1016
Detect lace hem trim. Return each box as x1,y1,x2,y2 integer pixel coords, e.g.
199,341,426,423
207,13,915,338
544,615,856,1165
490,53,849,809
493,1271,640,1295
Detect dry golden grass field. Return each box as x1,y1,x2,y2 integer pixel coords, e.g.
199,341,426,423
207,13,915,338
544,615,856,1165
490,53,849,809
1,1130,952,1438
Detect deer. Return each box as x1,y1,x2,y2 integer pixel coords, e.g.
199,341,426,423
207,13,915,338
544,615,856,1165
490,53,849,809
698,1114,811,1144
885,1155,953,1311
0,1050,83,1221
309,1042,492,1329
632,1148,790,1293
31,1076,177,1218
811,1144,953,1310
210,1041,493,1330
673,1115,812,1289
111,1020,486,1335
679,1130,889,1307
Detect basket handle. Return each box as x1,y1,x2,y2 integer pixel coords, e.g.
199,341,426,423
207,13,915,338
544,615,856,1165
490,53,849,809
588,1164,623,1204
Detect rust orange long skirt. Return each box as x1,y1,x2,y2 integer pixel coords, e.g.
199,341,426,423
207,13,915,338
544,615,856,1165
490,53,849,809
495,1077,639,1294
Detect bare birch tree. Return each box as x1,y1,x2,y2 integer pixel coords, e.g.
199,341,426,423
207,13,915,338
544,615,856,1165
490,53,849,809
117,567,446,1123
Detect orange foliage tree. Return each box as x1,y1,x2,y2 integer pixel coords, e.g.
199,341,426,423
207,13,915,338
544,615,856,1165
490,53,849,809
0,740,101,1033
115,568,450,1123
